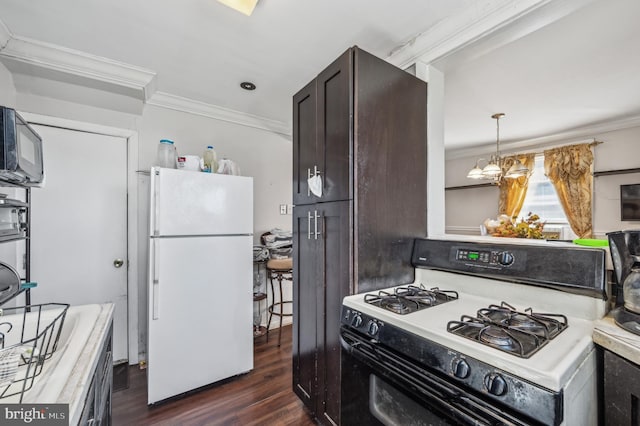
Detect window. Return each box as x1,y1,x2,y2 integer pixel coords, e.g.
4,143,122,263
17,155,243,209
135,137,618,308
519,155,569,224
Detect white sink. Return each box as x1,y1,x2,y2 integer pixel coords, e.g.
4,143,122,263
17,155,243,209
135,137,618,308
0,303,104,403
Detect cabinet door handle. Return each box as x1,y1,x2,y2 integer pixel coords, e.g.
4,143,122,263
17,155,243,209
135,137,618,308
307,211,312,240
314,210,321,239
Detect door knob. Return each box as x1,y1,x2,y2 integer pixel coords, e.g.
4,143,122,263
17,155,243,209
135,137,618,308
113,259,125,268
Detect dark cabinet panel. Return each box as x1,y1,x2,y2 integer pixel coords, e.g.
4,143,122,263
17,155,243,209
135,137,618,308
293,201,351,425
293,80,317,206
317,50,352,204
316,201,351,425
603,349,640,425
352,48,428,293
292,204,318,412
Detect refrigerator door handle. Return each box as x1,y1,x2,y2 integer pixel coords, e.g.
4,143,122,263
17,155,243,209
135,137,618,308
153,169,161,236
152,240,160,320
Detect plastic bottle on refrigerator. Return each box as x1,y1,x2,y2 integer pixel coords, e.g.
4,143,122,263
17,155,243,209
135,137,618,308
157,139,177,168
202,146,218,173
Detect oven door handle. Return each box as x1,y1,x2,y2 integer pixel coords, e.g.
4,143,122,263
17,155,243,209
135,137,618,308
339,334,352,352
341,328,534,426
340,329,383,361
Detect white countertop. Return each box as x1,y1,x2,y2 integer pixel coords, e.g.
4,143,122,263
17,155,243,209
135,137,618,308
58,303,114,425
594,315,640,365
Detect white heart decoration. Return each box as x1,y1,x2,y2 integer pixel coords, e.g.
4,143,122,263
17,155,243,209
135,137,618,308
308,174,323,197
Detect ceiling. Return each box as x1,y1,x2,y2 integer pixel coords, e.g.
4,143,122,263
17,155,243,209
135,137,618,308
0,0,639,152
440,0,640,151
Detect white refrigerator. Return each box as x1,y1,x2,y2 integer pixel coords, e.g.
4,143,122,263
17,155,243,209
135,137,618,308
147,166,253,404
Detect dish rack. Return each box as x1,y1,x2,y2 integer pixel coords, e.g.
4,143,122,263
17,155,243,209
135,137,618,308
0,303,69,402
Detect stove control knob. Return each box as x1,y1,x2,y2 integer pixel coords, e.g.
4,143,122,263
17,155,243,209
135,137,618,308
451,358,470,379
484,373,508,396
351,314,363,328
367,321,379,336
497,251,514,266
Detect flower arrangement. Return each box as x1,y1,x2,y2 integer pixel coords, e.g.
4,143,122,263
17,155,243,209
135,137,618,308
492,212,546,239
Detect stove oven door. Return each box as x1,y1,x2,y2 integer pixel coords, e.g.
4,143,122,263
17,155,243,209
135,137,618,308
340,328,537,426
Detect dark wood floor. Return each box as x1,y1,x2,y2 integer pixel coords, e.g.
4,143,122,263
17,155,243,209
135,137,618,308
112,325,316,425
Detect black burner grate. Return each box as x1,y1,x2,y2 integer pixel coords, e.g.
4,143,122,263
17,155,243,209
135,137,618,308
364,284,458,315
447,302,568,358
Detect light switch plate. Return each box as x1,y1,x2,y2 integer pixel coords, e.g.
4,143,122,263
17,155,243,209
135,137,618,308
279,204,287,215
287,204,294,214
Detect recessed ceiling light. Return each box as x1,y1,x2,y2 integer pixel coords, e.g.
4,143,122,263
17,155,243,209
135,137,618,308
217,0,259,16
240,82,256,91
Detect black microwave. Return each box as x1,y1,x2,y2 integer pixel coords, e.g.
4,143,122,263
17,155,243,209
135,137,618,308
0,106,44,185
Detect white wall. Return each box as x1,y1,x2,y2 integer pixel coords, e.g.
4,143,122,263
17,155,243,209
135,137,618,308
445,154,499,235
591,126,640,238
138,105,292,241
17,92,138,131
0,61,16,107
445,125,640,238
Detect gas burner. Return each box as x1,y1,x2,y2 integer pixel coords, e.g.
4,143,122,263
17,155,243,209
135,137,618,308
479,326,516,348
508,314,539,328
480,302,568,339
364,285,458,315
381,299,412,314
396,286,438,306
447,302,568,358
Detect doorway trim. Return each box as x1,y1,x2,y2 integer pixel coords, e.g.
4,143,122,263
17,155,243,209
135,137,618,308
21,111,139,364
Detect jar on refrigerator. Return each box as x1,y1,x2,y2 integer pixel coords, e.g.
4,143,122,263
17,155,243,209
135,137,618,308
156,139,177,168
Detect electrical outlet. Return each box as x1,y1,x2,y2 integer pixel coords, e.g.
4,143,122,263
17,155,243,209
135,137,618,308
287,204,294,214
279,204,287,215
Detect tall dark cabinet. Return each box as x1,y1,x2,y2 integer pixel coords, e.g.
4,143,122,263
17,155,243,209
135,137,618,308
292,46,428,425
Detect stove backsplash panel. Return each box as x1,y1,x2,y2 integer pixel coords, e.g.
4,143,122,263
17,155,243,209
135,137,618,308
411,239,606,299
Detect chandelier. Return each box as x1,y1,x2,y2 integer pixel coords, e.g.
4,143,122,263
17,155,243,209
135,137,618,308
467,113,529,182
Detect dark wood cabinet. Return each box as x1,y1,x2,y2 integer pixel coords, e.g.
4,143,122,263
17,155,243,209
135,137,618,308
293,50,352,206
293,201,351,424
292,46,427,425
602,349,640,425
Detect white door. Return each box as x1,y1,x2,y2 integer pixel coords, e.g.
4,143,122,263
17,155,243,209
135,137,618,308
29,125,129,363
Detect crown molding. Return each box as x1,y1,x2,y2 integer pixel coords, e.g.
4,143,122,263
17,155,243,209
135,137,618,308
387,0,598,71
0,17,290,136
387,0,554,69
0,19,11,49
147,91,291,137
446,114,640,160
0,20,156,100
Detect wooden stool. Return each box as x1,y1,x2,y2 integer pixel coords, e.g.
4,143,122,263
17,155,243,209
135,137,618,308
266,257,293,347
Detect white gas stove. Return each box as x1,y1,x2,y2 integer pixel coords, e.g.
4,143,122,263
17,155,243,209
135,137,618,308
340,238,607,426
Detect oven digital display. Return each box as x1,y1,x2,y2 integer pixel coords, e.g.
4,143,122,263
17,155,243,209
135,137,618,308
456,249,491,263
